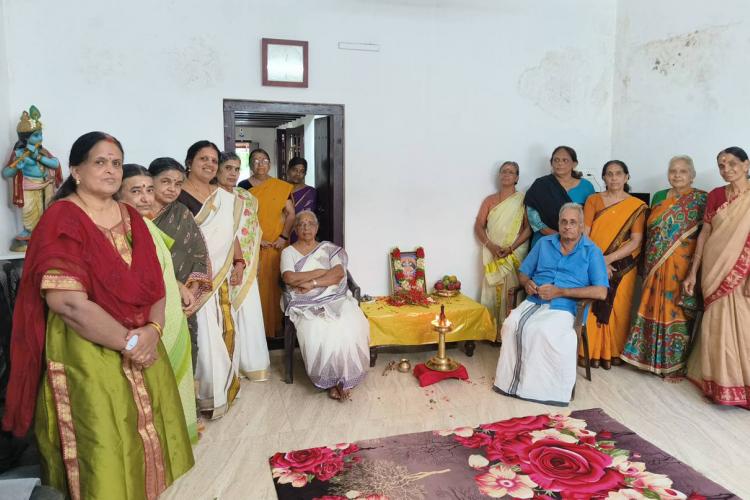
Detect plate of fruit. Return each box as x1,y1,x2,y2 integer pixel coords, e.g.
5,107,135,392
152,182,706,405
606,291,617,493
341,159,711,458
434,275,461,297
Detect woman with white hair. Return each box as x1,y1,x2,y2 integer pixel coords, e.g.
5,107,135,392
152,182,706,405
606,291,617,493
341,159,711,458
621,155,707,376
280,210,370,401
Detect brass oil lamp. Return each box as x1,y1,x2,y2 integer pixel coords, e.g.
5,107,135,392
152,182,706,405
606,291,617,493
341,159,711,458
426,305,461,372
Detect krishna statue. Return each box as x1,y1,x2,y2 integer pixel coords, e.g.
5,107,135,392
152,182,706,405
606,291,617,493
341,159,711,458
2,105,61,251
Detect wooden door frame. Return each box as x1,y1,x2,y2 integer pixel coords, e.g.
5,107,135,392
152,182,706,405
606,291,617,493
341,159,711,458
222,99,345,246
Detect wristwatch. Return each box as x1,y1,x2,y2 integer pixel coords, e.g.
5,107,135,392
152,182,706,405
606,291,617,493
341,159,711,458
125,335,139,351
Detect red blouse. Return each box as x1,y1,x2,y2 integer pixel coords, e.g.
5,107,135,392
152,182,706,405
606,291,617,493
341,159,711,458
703,186,727,223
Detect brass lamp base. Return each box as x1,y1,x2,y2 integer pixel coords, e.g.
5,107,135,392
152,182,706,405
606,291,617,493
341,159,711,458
427,320,463,372
425,355,461,372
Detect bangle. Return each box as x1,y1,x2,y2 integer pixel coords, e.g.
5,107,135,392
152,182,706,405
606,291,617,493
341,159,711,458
233,258,245,267
146,321,163,338
279,234,289,241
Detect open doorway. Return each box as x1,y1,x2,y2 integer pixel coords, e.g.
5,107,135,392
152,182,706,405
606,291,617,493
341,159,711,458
222,100,345,245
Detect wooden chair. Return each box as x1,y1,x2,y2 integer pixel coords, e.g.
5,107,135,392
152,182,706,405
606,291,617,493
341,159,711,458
574,299,593,381
283,271,361,384
571,299,592,400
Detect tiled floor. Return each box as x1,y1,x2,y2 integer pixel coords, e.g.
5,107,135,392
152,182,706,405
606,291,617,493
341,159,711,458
162,343,750,499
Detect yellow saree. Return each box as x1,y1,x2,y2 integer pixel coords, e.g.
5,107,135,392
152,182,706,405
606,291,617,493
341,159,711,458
250,177,293,338
583,194,647,362
480,192,528,338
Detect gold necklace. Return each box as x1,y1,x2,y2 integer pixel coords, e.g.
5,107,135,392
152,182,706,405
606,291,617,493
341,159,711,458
75,193,115,219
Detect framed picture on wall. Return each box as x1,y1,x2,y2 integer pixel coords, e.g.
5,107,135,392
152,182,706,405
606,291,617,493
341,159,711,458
261,38,308,88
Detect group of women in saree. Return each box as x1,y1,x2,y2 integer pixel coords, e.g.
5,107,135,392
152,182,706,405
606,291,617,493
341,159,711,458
1,130,368,499
477,145,750,410
2,132,195,499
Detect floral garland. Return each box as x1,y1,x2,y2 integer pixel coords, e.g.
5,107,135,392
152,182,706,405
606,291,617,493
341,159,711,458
436,412,690,499
386,287,432,307
391,246,425,292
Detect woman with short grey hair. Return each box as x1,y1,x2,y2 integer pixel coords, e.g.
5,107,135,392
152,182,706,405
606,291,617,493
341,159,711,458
621,155,707,376
280,210,370,401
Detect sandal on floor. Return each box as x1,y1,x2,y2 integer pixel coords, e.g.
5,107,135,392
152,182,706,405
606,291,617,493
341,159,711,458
611,357,623,366
601,360,612,370
590,359,600,369
328,387,342,400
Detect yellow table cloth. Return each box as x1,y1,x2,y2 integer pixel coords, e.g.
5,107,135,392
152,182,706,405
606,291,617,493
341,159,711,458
361,293,495,347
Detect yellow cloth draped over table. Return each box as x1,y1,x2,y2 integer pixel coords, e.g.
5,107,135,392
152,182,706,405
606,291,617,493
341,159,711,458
583,194,646,362
480,192,528,339
144,219,198,443
250,177,293,338
362,294,495,346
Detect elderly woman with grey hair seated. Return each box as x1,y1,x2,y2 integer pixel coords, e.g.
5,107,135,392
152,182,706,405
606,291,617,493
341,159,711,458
280,210,370,401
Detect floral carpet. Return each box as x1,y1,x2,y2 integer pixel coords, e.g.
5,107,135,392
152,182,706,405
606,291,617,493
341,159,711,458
269,408,736,499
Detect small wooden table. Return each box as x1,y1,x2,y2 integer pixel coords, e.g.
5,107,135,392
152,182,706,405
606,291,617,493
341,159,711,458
361,293,495,366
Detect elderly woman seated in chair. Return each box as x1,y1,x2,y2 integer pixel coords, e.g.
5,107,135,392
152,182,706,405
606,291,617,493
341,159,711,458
280,210,370,401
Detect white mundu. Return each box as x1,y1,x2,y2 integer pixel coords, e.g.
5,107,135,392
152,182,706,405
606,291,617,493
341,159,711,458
494,300,577,406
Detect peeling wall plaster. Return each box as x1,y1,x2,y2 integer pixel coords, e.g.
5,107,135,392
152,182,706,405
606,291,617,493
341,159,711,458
616,24,730,111
611,1,750,194
518,48,610,121
167,36,224,90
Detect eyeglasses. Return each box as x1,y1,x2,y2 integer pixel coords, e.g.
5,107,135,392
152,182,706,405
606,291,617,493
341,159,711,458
252,159,270,166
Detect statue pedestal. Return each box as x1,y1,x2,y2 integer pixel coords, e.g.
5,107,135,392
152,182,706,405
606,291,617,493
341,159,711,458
9,237,28,253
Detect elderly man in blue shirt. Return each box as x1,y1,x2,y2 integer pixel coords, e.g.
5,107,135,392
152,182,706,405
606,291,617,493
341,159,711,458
494,202,608,406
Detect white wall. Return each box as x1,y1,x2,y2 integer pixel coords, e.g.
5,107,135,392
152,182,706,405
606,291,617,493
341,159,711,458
2,0,618,296
0,0,18,254
612,0,750,193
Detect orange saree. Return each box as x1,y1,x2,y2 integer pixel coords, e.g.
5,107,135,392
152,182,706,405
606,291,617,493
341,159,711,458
250,177,293,338
621,188,706,375
583,194,647,362
688,187,750,408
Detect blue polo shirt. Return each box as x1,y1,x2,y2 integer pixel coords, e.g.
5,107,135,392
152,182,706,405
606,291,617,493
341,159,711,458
519,234,608,316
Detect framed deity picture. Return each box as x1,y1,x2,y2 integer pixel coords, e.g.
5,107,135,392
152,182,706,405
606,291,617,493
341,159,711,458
261,38,308,88
390,247,427,294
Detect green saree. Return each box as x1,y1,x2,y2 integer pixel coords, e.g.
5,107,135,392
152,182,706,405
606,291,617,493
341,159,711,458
35,314,194,499
145,219,198,443
33,206,194,499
